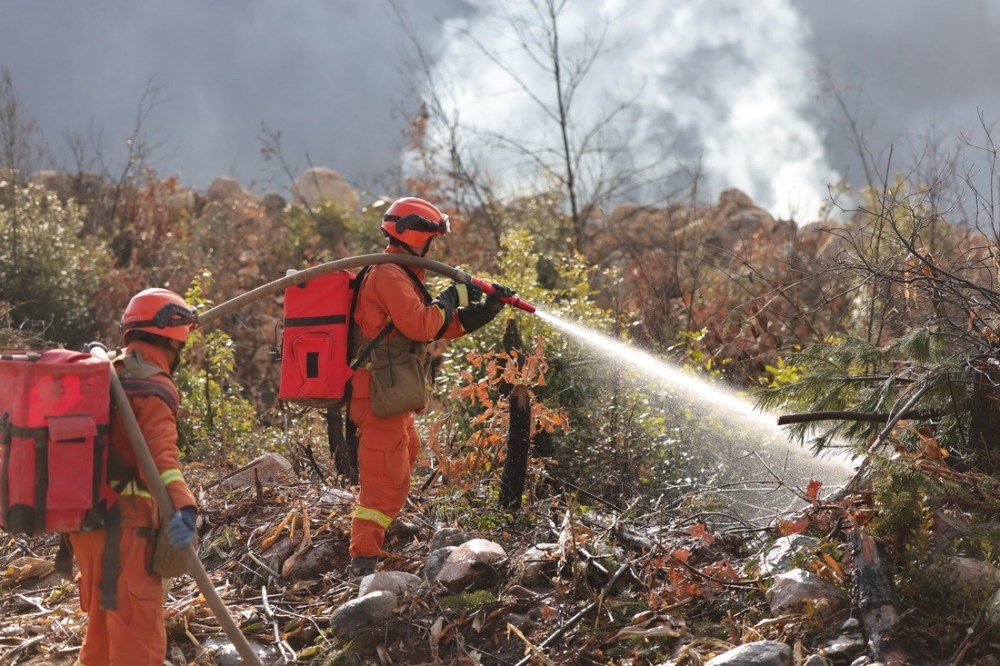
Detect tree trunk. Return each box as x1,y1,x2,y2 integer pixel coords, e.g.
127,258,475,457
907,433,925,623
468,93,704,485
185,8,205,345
500,385,531,511
499,317,530,511
967,360,1000,473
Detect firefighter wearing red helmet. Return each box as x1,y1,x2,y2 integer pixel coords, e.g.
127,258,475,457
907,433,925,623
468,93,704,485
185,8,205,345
348,197,512,576
69,287,198,664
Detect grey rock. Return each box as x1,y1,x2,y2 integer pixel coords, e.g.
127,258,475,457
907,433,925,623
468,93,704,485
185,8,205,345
821,633,866,661
358,571,422,598
206,176,255,203
706,640,792,666
199,637,281,666
759,535,820,575
424,546,456,584
766,568,850,620
517,543,560,586
220,453,295,492
293,167,360,211
803,656,832,666
436,539,507,592
430,527,469,552
328,590,398,637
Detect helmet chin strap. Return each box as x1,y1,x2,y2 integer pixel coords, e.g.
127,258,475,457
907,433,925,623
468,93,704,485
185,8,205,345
387,235,433,257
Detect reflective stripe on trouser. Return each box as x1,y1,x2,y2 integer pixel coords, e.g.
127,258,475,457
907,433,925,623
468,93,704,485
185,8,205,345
69,528,165,666
348,396,421,559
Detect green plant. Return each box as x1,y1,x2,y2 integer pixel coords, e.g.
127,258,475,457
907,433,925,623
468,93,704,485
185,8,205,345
174,273,261,464
0,181,108,347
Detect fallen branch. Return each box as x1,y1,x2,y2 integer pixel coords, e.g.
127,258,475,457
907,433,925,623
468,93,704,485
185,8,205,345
777,409,939,425
0,635,47,665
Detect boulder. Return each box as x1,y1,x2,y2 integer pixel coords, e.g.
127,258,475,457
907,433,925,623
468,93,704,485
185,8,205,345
220,453,295,492
206,176,255,203
292,167,360,211
424,547,456,585
434,539,507,591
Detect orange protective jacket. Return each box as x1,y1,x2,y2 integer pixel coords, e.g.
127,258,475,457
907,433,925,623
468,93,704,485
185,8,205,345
348,247,467,559
350,247,466,399
70,340,196,665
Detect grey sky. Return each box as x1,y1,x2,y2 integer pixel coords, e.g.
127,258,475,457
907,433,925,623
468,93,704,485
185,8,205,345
2,0,999,220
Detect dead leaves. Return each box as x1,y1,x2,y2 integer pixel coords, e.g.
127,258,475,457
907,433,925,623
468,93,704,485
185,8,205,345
1,556,55,588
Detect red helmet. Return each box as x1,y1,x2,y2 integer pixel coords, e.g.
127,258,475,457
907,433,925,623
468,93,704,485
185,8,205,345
380,197,450,250
120,288,196,342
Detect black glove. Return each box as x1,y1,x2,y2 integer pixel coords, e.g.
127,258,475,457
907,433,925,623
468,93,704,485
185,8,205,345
457,283,512,333
166,507,197,549
434,282,484,318
489,282,516,302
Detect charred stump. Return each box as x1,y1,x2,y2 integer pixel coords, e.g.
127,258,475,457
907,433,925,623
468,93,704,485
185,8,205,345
499,317,531,511
326,406,358,484
850,527,913,665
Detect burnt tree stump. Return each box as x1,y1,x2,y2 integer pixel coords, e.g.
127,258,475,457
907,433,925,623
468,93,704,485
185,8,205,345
851,528,912,665
327,406,358,484
499,317,531,511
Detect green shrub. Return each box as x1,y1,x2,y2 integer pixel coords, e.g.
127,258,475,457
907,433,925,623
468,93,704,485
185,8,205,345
0,182,108,347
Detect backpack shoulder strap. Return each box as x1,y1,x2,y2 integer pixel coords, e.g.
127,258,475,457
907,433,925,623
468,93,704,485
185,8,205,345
116,350,180,415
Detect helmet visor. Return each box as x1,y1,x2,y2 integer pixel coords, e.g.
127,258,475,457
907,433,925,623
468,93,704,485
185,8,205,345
385,213,450,236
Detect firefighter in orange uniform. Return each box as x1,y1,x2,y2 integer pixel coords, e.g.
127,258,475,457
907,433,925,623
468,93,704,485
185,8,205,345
70,288,198,665
348,197,512,576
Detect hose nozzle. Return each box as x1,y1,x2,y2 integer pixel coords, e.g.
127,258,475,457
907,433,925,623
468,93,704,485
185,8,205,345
468,277,537,314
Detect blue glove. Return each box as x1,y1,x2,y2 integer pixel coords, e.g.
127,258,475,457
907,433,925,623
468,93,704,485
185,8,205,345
166,507,197,549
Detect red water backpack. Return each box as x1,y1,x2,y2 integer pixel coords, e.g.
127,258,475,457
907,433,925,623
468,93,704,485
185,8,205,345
278,270,359,406
0,349,116,536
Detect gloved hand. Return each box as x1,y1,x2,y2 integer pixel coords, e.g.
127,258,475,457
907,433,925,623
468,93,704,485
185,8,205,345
487,282,516,304
457,283,514,333
166,507,197,550
82,341,108,355
434,282,484,317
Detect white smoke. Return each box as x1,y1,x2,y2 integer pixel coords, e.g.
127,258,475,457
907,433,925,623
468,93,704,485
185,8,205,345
429,0,841,222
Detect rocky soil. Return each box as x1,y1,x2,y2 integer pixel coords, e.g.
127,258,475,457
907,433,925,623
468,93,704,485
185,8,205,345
3,453,1000,665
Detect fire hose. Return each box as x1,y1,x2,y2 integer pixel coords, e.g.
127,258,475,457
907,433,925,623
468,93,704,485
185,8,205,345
197,253,535,326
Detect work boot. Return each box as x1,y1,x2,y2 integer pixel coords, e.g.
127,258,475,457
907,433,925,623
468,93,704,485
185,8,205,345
385,519,420,540
350,556,379,578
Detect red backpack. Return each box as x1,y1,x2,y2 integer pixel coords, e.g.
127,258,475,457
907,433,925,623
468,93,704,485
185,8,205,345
278,270,359,406
0,349,117,536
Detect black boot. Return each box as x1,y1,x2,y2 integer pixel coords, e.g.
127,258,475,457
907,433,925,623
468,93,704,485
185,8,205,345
350,556,378,578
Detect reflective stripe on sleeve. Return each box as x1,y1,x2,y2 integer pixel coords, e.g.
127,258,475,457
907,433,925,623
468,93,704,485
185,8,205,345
160,469,185,486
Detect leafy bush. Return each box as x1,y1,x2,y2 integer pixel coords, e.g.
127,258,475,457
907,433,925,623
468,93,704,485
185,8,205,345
0,182,108,347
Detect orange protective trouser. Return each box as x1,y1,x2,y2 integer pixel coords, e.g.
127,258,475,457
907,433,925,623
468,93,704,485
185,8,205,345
348,396,421,559
69,528,165,666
